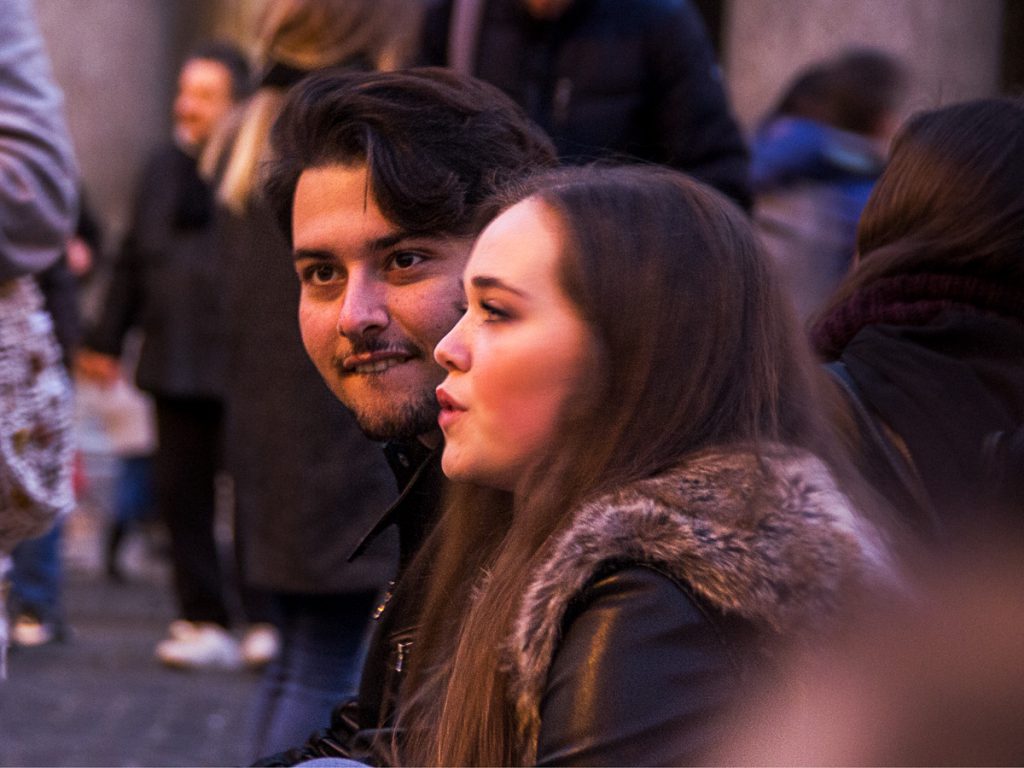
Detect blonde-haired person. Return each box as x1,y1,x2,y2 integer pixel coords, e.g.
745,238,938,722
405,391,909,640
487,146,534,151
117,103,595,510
202,0,424,757
207,0,419,214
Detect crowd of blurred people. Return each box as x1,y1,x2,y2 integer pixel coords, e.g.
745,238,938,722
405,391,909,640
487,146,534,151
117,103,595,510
2,0,1023,765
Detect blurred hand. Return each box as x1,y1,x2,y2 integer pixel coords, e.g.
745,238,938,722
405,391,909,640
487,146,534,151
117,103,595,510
65,235,95,276
75,349,120,386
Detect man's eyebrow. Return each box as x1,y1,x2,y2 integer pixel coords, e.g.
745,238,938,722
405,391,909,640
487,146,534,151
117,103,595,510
470,275,529,297
292,230,410,262
293,248,333,262
368,230,415,252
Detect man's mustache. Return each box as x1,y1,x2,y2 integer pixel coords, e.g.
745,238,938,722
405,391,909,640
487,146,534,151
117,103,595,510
331,336,423,369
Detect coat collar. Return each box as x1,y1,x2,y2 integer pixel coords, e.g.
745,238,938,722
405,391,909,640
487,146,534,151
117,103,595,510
505,445,892,761
348,441,445,570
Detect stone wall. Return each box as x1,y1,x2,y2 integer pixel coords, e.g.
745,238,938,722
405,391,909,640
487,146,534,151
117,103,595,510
34,0,228,249
723,0,1005,134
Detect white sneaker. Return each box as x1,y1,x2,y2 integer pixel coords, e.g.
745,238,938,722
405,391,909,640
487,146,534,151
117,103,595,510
155,621,242,670
11,615,57,647
166,619,201,640
240,623,281,669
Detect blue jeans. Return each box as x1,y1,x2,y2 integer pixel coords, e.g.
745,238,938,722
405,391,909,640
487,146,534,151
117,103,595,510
249,591,379,759
114,454,154,525
9,523,63,625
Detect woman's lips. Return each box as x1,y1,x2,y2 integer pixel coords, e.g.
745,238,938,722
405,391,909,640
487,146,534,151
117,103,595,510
436,386,466,430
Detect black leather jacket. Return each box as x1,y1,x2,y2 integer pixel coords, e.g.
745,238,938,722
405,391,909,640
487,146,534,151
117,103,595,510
255,441,445,766
534,564,753,765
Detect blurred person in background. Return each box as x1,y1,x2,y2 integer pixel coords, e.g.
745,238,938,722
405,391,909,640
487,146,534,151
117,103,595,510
200,0,424,754
0,0,78,670
8,199,103,648
420,0,752,209
752,48,908,322
711,96,1024,768
76,42,275,670
812,97,1024,553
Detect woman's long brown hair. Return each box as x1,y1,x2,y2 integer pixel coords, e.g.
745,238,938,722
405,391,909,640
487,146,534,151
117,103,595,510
396,165,849,766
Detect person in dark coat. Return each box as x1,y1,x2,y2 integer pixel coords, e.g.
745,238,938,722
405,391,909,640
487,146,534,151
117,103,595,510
421,0,751,208
252,67,557,766
79,42,269,669
811,97,1024,550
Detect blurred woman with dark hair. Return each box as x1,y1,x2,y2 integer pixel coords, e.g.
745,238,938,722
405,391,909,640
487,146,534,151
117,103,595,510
812,97,1024,547
392,165,892,766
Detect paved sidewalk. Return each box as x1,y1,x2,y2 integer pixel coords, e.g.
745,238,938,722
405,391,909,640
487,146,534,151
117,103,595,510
1,569,261,767
0,451,262,767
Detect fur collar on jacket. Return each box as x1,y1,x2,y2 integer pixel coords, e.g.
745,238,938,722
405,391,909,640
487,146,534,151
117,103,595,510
505,445,891,761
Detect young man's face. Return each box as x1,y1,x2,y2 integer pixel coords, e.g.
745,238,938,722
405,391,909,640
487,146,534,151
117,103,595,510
292,163,472,443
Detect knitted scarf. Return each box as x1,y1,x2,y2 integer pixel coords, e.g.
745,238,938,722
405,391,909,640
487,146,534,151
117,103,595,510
812,273,1024,358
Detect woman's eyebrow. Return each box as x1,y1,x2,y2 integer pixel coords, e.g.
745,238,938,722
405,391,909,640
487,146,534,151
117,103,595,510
470,274,529,297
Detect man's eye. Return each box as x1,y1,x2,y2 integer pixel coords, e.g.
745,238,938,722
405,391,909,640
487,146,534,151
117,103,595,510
391,251,426,270
301,264,340,285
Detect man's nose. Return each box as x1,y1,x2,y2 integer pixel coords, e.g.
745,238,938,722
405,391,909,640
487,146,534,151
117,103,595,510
337,272,389,338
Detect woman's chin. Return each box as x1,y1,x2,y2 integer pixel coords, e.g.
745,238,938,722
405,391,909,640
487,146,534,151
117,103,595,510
440,451,517,491
440,450,470,482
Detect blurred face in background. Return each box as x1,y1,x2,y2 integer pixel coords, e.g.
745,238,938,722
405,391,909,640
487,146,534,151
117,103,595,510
434,198,594,493
173,57,235,153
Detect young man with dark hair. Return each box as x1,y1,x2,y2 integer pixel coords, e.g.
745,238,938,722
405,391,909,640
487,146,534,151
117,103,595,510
256,67,556,764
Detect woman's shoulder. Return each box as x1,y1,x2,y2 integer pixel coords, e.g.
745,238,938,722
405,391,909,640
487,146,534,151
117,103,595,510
533,446,887,634
532,564,752,766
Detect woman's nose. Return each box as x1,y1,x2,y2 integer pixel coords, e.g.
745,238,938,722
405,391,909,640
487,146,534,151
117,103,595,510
434,316,469,371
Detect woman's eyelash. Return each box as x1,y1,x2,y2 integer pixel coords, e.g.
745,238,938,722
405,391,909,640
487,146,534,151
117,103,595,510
480,301,508,320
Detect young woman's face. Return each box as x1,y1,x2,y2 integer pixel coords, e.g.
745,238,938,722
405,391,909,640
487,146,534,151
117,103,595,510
434,199,594,493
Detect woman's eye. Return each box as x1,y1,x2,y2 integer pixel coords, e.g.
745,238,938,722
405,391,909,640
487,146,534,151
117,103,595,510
480,301,509,321
391,251,426,270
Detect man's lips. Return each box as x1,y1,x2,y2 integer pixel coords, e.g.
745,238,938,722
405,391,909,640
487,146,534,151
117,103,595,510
338,350,415,375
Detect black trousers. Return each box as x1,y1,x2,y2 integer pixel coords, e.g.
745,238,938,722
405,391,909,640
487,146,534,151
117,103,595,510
154,396,233,627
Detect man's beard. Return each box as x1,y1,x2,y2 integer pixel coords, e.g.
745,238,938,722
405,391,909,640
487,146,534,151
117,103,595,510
349,389,440,443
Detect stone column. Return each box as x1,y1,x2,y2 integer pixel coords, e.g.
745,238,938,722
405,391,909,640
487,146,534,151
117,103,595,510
35,0,181,244
723,0,1005,133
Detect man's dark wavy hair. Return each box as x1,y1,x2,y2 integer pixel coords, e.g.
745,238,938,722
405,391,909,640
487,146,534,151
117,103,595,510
262,67,557,245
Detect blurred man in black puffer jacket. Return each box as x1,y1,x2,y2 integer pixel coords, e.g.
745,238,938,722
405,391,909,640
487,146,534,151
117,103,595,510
422,0,751,209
